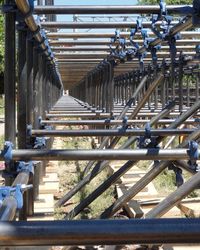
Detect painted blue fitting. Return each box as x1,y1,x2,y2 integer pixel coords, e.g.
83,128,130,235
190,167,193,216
130,28,136,38
188,141,199,161
126,49,135,61
136,17,143,31
105,118,111,124
44,125,53,131
196,44,200,57
168,163,184,187
122,116,128,129
115,30,120,40
0,186,15,206
38,116,43,128
138,123,151,148
33,137,46,149
175,167,184,187
110,112,115,120
1,141,13,164
145,122,151,139
138,123,159,149
27,125,32,137
194,117,200,123
160,0,167,16
0,184,32,209
187,141,199,171
137,52,146,73
110,30,127,63
16,161,34,175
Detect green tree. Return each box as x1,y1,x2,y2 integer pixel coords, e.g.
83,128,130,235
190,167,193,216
138,0,192,4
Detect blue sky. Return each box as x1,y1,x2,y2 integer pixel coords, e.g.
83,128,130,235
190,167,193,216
47,0,138,32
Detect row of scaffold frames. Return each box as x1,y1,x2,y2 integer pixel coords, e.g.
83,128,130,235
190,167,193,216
1,0,200,247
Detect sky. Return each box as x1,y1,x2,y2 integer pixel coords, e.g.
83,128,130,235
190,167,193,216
44,0,138,32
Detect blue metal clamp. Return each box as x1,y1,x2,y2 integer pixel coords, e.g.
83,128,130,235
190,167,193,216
33,137,47,149
168,163,184,187
16,161,34,175
1,141,13,164
138,122,151,148
0,184,33,209
187,140,199,171
121,116,128,130
138,123,159,149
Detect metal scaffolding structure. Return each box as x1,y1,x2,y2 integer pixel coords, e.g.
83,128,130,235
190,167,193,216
1,0,200,247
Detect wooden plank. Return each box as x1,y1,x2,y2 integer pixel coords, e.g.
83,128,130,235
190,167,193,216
39,181,59,194
43,173,59,182
34,194,54,213
125,200,144,218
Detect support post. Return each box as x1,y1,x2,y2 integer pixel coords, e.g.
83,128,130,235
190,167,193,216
4,0,16,186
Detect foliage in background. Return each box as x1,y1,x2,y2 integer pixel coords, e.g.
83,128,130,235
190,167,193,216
55,134,115,220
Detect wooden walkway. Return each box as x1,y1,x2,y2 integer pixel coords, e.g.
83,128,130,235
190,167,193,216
28,140,60,221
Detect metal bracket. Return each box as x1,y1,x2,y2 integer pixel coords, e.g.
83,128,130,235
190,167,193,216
149,45,161,69
138,123,159,149
138,52,146,74
2,161,34,179
105,118,111,126
1,141,13,164
195,44,200,57
194,118,200,123
27,125,32,137
0,184,32,209
138,123,151,148
110,112,115,120
16,161,34,175
44,125,53,131
35,125,52,149
33,137,47,149
187,141,199,171
168,36,177,64
38,116,44,129
26,124,36,149
160,0,167,17
109,30,127,63
168,163,184,187
121,116,129,131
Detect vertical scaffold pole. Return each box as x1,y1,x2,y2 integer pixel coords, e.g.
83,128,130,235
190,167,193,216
4,0,16,185
17,22,28,220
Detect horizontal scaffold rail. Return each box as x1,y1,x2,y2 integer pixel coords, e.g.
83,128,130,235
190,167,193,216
45,112,200,118
41,119,200,126
34,5,192,15
0,219,200,246
1,148,199,161
49,40,200,46
47,31,200,39
42,20,180,29
31,128,196,137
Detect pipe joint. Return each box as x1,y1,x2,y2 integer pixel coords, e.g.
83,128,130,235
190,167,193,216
0,184,32,209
